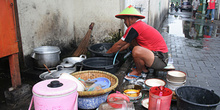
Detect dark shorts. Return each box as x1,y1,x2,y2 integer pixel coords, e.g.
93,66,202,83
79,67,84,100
150,51,168,70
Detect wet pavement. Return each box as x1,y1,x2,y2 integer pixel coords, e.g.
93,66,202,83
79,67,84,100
1,10,220,110
161,10,220,110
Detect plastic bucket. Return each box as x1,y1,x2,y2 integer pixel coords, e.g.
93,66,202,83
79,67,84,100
88,43,127,57
31,79,78,110
80,57,119,74
88,43,128,65
175,86,220,110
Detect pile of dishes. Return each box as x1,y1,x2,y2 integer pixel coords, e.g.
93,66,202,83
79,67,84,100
166,70,186,91
39,55,87,80
70,70,118,109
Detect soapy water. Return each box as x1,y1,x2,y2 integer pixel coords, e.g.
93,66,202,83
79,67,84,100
98,46,108,53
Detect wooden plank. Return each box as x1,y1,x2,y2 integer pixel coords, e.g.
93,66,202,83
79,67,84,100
0,0,19,58
9,53,21,88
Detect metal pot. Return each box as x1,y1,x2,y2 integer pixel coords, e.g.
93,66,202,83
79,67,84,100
39,65,76,80
31,46,61,70
61,54,87,66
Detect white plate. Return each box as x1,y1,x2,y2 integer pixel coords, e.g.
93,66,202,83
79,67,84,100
59,73,85,91
141,98,149,109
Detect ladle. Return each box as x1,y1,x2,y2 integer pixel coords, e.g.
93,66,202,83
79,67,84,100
43,64,51,73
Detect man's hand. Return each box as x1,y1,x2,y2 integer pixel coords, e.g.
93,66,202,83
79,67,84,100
106,39,128,53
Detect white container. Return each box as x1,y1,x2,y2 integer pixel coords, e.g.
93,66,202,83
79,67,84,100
31,79,78,110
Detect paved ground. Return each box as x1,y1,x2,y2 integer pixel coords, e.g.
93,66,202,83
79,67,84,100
163,12,220,95
161,11,220,109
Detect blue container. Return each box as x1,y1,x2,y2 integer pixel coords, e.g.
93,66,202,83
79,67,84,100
78,92,111,109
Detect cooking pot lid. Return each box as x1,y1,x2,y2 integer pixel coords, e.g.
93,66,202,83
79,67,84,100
33,79,77,96
34,46,60,54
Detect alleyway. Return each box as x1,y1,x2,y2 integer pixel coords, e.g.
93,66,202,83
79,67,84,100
0,10,220,109
161,10,220,109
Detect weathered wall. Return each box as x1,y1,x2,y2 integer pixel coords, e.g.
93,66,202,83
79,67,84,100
148,0,169,29
124,0,169,29
16,0,169,67
124,0,149,24
17,0,76,56
73,0,122,45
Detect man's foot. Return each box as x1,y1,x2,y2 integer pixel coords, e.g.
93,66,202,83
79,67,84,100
131,67,149,73
124,73,142,80
124,69,142,80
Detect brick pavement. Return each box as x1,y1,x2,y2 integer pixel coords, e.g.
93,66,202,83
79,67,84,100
162,30,220,96
160,14,220,109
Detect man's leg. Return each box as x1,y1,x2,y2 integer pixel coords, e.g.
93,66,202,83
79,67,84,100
125,46,154,78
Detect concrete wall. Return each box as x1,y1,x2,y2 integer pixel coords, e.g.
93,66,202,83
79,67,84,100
124,0,169,29
16,0,169,67
17,0,76,56
73,0,121,44
125,0,149,24
148,0,169,29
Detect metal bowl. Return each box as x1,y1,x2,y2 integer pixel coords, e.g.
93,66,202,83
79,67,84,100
62,54,86,65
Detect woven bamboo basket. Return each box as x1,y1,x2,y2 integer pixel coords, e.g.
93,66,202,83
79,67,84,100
71,70,118,97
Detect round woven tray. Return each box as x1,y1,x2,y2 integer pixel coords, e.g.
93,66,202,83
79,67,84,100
71,70,118,97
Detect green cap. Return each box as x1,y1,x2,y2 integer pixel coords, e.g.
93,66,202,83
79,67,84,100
115,5,145,19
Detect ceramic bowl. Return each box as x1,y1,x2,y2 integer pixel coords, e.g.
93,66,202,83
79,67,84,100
123,84,142,98
167,70,186,82
144,78,166,89
166,78,186,91
127,92,142,101
78,92,110,109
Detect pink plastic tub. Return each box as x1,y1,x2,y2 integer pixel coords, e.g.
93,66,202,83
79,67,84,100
29,79,78,110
